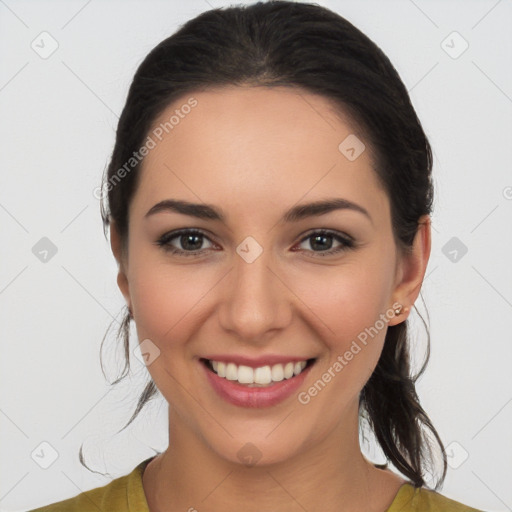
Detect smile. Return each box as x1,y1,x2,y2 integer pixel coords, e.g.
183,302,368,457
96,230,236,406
200,357,316,408
205,359,309,386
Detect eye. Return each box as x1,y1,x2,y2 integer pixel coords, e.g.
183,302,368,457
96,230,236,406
294,229,355,257
155,229,216,257
155,228,356,258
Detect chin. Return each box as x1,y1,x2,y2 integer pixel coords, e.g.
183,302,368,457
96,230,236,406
211,435,307,469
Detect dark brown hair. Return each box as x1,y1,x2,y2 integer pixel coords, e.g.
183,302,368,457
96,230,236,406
84,0,447,489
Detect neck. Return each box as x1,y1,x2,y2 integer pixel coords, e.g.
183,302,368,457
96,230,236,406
143,405,405,512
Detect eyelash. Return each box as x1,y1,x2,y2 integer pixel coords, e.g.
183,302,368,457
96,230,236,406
155,228,356,258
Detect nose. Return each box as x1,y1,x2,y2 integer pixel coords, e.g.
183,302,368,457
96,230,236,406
218,242,293,343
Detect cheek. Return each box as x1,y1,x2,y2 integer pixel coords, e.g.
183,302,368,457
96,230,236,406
290,257,396,408
129,254,213,343
127,261,213,409
292,258,395,349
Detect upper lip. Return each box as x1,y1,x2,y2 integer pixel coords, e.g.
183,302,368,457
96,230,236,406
201,354,315,368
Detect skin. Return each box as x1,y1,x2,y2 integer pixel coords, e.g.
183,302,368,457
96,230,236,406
110,85,431,511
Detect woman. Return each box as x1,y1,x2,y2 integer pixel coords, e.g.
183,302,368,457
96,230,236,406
30,1,482,510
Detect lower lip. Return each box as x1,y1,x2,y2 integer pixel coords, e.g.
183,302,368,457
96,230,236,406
202,361,313,408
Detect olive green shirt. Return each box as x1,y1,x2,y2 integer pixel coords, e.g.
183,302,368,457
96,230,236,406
28,456,483,511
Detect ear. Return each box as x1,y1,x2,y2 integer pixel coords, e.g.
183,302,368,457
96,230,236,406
387,214,431,326
110,219,131,312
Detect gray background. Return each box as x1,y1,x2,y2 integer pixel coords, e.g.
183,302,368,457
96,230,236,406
0,0,511,510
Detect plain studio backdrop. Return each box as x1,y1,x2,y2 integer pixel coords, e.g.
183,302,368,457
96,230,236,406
0,0,511,511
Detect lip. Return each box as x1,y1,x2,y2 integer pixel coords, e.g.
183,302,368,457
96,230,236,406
201,354,311,368
200,358,314,408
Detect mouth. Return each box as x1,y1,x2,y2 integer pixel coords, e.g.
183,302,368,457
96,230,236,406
200,357,316,407
201,358,315,386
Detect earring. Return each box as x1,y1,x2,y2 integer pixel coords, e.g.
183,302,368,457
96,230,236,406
394,305,410,316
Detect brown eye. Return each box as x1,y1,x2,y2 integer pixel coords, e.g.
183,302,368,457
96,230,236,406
295,230,355,257
156,229,215,257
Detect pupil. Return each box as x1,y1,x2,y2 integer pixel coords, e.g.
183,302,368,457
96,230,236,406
182,234,202,250
311,234,331,251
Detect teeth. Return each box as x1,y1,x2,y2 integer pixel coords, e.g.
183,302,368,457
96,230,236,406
271,364,284,382
226,363,238,380
207,359,310,386
238,365,254,384
254,366,272,385
294,361,306,375
284,362,294,379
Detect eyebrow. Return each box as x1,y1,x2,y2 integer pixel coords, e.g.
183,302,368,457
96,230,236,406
145,198,373,225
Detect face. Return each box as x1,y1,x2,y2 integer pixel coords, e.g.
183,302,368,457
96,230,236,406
112,85,428,467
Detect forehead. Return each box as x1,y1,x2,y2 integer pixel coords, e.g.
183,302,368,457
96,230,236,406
132,86,388,222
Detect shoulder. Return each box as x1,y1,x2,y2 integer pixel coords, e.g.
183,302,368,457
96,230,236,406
27,458,153,512
388,483,484,512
